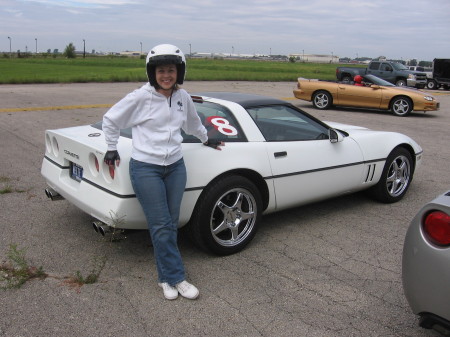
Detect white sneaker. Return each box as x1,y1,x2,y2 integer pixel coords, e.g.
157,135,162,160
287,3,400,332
176,280,199,300
158,282,178,300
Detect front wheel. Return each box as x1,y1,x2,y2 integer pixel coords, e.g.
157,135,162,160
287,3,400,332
312,91,332,110
390,96,412,116
189,175,262,255
368,147,414,203
427,80,437,90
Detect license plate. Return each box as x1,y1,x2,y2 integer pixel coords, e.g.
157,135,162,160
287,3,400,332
70,163,83,182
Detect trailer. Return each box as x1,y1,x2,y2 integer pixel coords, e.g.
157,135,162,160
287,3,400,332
427,59,450,90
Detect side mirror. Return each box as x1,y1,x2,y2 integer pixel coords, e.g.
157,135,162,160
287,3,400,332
329,129,344,143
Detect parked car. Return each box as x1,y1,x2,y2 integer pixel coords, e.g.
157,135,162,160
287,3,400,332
294,74,440,117
402,190,450,334
42,92,423,255
408,66,433,87
336,61,427,88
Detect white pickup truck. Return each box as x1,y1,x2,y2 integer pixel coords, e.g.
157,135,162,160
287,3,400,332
408,66,433,88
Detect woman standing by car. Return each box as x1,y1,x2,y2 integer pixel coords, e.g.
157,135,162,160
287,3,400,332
102,44,223,300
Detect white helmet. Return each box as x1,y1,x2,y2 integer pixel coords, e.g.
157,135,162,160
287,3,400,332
146,44,186,87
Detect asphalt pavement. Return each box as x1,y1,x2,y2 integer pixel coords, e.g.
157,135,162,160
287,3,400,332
1,81,449,337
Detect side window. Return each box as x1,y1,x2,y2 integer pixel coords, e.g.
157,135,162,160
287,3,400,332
246,105,329,142
369,62,380,70
381,63,392,71
182,101,246,142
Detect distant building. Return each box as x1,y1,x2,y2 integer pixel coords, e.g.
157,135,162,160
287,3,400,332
289,53,339,63
119,51,142,57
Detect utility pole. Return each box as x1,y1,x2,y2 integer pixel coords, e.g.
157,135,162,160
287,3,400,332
8,36,11,58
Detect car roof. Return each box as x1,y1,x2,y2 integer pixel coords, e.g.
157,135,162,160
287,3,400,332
194,92,287,108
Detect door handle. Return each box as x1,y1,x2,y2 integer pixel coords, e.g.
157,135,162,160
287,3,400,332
274,151,287,158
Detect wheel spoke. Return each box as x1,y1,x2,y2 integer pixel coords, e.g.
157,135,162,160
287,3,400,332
388,179,399,194
212,219,229,235
216,200,229,214
386,172,396,184
398,160,407,175
240,210,255,221
232,192,244,209
229,226,240,241
234,192,255,220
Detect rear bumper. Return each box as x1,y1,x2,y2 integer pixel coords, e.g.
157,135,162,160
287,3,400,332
41,157,146,229
41,157,200,229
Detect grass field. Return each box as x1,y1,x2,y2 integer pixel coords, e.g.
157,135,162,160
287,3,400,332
0,56,347,84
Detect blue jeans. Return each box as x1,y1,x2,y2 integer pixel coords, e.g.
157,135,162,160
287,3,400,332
129,158,187,286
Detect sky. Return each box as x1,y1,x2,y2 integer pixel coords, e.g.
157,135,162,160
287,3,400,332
1,0,450,61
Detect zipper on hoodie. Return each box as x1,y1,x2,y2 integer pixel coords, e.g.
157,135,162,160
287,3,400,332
163,97,172,165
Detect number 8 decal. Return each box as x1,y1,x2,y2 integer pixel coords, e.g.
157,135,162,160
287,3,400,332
206,116,238,136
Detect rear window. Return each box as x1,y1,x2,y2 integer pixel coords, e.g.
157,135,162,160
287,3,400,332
182,101,246,143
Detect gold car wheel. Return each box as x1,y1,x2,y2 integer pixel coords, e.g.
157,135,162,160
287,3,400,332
391,97,412,117
312,91,332,110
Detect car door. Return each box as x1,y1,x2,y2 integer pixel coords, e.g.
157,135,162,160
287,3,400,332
368,62,395,83
246,105,365,211
335,83,383,108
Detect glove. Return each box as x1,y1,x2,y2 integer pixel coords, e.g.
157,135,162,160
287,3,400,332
104,150,120,166
203,139,222,149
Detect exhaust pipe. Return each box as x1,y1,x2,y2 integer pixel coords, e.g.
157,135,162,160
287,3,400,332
92,220,126,241
92,221,101,233
45,188,64,201
92,221,111,236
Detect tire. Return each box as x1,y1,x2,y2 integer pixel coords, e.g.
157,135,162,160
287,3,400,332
312,91,332,110
189,175,262,255
390,96,413,116
342,75,352,83
368,147,413,203
395,79,407,86
444,84,449,91
427,80,437,90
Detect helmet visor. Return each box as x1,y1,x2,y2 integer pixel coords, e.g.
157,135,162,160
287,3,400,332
147,54,182,66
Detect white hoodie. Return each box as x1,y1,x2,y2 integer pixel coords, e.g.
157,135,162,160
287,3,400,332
102,83,208,166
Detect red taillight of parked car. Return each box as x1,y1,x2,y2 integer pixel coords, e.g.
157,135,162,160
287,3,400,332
423,211,450,247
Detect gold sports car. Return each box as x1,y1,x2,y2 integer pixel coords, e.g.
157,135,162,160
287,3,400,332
293,74,440,117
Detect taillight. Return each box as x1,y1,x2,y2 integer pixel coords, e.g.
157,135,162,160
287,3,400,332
423,211,450,246
108,165,115,180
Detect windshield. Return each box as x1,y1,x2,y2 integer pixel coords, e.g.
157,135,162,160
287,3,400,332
392,62,408,71
362,74,395,87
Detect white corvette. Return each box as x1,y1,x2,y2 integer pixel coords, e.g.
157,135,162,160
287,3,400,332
41,92,422,255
